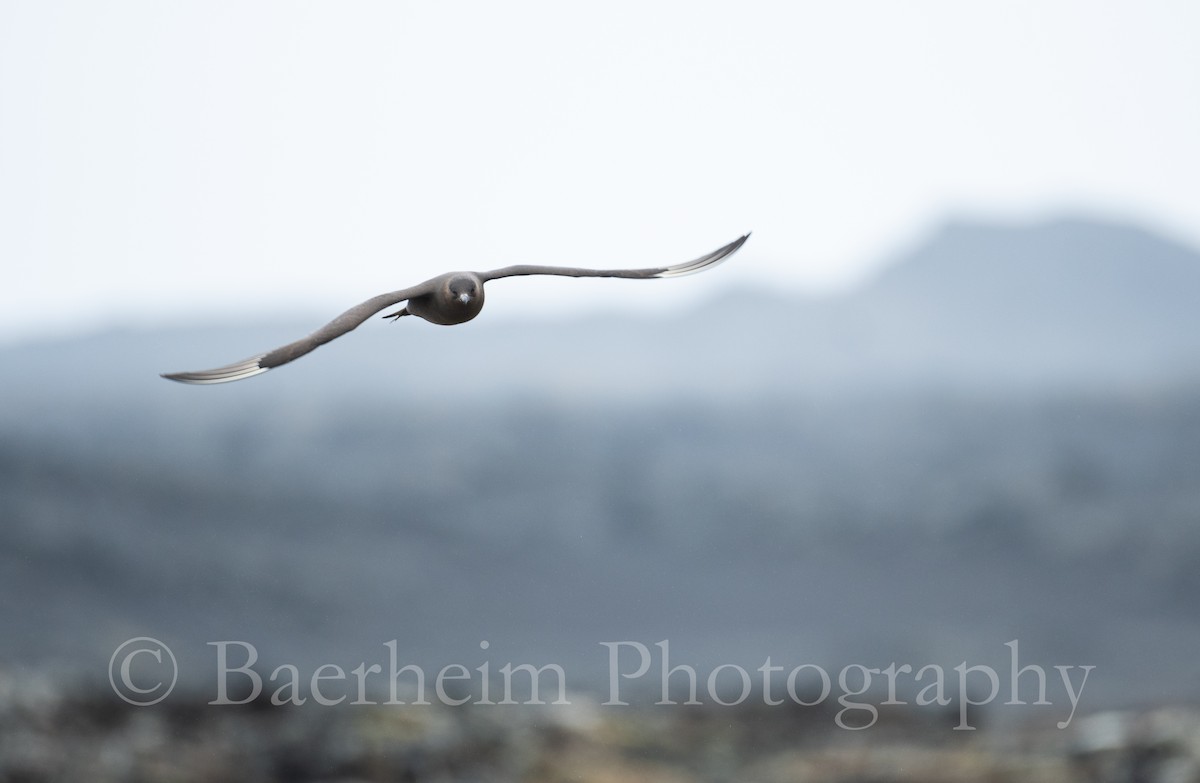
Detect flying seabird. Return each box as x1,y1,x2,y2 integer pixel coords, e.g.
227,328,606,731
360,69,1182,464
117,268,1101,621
162,233,750,384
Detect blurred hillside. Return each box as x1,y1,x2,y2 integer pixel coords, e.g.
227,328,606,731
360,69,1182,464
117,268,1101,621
1,215,1198,714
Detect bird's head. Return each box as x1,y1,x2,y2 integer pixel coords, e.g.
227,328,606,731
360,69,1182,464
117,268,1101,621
445,274,483,307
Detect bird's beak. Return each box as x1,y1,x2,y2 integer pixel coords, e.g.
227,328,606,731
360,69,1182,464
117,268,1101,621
459,293,472,304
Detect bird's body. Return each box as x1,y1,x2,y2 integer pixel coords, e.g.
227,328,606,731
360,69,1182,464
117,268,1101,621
162,234,749,384
391,273,486,325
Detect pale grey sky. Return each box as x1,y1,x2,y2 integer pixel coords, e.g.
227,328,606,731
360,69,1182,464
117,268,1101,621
2,0,1198,344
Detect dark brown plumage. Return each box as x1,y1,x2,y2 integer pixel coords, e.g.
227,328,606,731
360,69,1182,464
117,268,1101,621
161,234,749,384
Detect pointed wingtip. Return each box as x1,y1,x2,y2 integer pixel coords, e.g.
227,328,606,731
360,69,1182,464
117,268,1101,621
655,233,750,278
160,355,270,385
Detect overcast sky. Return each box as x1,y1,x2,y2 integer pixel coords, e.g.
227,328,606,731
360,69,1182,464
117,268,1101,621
2,1,1198,344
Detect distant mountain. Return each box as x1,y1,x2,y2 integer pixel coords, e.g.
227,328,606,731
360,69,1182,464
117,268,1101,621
5,215,1197,402
835,216,1200,387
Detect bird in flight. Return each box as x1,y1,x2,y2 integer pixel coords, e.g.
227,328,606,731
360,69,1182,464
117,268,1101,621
161,233,749,384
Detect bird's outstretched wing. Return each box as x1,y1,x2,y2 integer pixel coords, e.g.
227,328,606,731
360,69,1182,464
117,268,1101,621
162,234,749,384
161,282,437,384
477,234,749,283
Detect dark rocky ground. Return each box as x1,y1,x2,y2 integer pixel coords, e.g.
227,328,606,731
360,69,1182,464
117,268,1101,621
2,673,1198,782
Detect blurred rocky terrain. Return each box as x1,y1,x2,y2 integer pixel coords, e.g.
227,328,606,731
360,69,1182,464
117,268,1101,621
2,215,1199,778
6,673,1200,783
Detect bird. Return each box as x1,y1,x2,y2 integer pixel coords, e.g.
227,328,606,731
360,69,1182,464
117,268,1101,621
161,233,750,384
